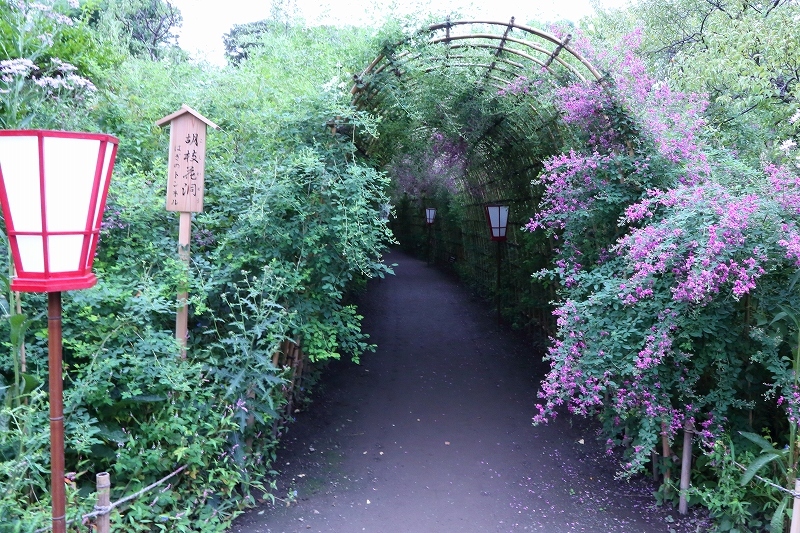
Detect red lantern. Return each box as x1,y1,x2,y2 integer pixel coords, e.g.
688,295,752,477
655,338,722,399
0,130,118,292
0,129,119,533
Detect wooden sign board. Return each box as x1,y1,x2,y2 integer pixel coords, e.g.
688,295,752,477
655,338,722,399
156,105,218,213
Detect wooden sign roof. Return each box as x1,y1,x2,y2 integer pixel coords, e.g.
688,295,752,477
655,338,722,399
156,104,219,130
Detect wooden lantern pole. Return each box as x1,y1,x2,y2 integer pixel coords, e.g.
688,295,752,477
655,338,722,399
496,239,502,324
156,105,218,357
48,291,66,533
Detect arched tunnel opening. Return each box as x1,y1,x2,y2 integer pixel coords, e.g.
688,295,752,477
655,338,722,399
343,19,604,334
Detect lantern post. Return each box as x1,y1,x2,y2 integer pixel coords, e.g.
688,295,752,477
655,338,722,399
485,204,509,324
425,207,436,265
0,130,119,533
156,105,218,357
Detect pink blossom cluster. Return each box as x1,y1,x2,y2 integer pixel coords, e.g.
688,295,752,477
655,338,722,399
524,150,611,234
777,389,800,426
533,301,592,423
0,58,36,78
618,184,768,304
634,312,677,371
497,75,543,96
547,27,710,181
766,163,800,216
519,26,800,475
778,225,800,266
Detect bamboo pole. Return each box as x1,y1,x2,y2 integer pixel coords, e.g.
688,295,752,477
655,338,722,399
48,292,66,533
652,451,659,481
791,479,800,533
16,292,25,373
285,341,301,416
176,212,191,358
679,420,694,515
662,422,672,492
96,472,111,533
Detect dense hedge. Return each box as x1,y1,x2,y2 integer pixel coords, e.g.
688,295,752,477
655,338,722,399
0,3,393,531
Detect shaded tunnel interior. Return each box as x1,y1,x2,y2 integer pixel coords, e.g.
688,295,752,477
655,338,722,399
347,19,603,333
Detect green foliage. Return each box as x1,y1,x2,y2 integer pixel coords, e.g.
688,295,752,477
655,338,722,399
0,14,394,533
98,0,183,60
0,0,115,129
689,438,769,533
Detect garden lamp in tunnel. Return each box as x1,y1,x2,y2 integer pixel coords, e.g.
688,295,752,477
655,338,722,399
485,204,509,242
485,204,509,323
425,207,436,265
0,130,119,533
425,207,436,225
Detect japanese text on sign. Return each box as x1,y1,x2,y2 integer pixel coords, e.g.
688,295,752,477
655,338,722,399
165,116,206,212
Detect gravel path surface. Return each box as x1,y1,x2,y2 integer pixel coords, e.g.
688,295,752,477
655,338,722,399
230,250,708,533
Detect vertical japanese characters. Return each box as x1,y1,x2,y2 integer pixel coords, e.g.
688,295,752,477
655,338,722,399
166,115,207,212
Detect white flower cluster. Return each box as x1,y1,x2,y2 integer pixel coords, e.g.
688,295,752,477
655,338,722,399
1,1,88,127
24,1,74,26
780,139,797,154
34,74,96,94
0,58,36,78
1,57,95,99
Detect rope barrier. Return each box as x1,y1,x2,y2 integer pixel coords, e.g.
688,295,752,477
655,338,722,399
733,461,800,498
33,465,188,532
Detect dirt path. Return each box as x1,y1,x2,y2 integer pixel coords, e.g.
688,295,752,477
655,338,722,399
230,250,707,533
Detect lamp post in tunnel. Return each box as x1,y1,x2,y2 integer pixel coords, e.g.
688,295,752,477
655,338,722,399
0,130,119,533
425,207,436,265
485,204,509,324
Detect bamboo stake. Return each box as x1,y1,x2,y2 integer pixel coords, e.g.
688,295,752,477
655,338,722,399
652,451,659,481
95,472,111,533
176,212,191,358
791,479,800,533
285,341,301,416
15,291,25,373
34,466,187,533
662,422,672,492
789,479,800,533
679,420,694,515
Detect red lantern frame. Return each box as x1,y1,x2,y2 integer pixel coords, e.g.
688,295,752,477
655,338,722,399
0,130,119,533
0,130,119,292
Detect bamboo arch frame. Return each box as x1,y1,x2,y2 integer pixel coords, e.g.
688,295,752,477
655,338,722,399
351,18,603,99
349,17,604,160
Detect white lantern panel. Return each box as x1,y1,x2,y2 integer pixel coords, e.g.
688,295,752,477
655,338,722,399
16,236,45,273
85,233,97,267
92,145,114,229
498,205,509,237
0,136,42,232
426,208,436,223
43,137,101,233
48,235,84,272
488,205,509,237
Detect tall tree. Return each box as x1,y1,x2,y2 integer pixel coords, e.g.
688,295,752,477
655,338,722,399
103,0,183,60
590,0,800,161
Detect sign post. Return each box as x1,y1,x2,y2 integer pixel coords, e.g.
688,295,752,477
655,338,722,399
156,105,218,356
